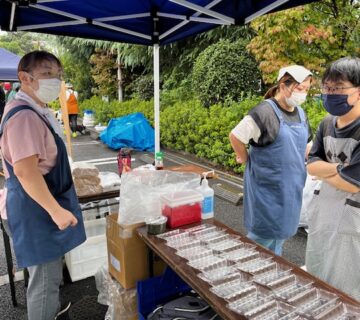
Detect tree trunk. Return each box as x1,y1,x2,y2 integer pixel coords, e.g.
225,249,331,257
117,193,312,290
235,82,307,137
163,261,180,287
117,51,123,102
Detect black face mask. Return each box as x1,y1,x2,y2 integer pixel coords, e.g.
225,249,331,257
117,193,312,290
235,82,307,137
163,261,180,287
322,94,353,116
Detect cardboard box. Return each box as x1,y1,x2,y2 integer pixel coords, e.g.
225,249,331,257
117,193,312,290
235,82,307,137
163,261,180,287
106,213,166,289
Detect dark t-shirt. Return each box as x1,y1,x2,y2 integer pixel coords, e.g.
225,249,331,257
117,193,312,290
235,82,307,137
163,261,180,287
248,98,313,147
0,87,6,121
308,115,360,187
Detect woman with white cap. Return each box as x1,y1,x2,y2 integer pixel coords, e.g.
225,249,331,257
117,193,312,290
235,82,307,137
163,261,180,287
229,65,313,255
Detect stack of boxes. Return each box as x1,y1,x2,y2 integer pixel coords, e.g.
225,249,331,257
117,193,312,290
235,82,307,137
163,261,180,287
106,213,166,289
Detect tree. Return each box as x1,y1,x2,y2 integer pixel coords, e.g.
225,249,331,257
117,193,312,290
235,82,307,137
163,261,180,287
0,32,39,55
89,49,118,99
54,37,96,101
247,0,360,84
192,39,261,106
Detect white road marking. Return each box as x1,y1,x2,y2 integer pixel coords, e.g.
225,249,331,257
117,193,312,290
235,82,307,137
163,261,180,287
93,161,118,166
71,141,100,146
0,271,24,286
79,157,117,163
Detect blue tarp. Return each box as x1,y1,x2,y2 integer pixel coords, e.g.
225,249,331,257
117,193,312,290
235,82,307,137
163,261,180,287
0,0,316,46
0,48,20,81
100,112,155,151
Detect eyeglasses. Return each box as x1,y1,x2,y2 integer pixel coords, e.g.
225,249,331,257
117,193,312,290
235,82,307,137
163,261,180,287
29,71,64,81
321,85,357,94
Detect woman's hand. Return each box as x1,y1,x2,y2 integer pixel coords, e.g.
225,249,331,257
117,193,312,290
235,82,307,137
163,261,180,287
14,155,79,229
236,154,248,164
229,133,248,164
50,207,78,230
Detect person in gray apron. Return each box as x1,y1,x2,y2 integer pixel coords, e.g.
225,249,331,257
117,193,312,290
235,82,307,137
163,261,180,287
0,51,86,320
306,57,360,300
230,65,313,255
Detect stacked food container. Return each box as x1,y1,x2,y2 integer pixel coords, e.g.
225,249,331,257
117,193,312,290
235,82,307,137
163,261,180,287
157,224,360,319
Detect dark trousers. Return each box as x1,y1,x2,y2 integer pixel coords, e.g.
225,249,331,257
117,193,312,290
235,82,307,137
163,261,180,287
69,114,78,133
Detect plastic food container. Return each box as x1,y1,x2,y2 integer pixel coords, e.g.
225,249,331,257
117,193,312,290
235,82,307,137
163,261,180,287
176,246,213,261
219,244,258,263
253,265,293,287
210,277,254,299
187,255,226,271
245,300,296,320
313,302,360,320
235,255,275,275
269,274,314,302
288,287,338,318
145,216,167,235
198,268,240,285
161,190,203,228
227,285,273,314
157,229,183,239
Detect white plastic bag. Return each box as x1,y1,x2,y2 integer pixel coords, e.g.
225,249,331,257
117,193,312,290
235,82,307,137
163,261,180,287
299,174,322,228
95,264,137,320
118,170,201,225
99,172,121,192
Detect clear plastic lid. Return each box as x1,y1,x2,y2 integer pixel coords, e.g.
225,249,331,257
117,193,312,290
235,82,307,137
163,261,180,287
160,190,203,208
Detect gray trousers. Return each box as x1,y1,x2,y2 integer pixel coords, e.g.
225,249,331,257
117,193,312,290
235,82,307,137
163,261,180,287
27,257,63,320
4,219,63,320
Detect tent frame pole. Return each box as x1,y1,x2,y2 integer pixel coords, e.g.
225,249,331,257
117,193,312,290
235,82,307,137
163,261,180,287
153,43,160,155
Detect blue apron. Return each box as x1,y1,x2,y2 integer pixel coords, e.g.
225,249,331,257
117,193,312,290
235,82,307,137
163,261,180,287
0,105,86,268
244,99,308,239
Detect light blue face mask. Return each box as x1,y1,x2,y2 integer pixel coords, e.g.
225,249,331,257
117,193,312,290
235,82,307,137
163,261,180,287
321,94,353,116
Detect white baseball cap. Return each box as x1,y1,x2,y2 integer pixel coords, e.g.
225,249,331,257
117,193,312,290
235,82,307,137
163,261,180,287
277,65,313,83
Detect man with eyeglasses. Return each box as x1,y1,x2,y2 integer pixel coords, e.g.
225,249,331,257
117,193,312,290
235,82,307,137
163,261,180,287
306,57,360,300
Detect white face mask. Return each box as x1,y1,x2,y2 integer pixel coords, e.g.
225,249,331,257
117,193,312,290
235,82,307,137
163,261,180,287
285,91,307,108
32,78,62,104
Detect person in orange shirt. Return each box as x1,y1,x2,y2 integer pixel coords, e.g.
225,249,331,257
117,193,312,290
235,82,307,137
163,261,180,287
65,83,79,138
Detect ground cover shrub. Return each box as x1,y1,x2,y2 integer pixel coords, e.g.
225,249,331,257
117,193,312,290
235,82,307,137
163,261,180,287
80,94,326,174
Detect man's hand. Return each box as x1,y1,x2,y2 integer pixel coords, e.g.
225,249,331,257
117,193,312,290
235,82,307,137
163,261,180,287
50,208,78,230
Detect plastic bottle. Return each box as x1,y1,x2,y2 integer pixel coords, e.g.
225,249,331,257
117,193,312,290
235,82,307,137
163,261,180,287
197,173,214,219
118,148,132,176
155,152,164,170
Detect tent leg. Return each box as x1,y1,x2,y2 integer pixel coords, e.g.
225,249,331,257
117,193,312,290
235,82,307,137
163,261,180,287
153,44,160,156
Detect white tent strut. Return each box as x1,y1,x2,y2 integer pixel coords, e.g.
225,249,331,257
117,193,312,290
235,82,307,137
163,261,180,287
245,0,290,23
153,44,160,155
169,0,234,24
9,2,16,31
159,0,224,40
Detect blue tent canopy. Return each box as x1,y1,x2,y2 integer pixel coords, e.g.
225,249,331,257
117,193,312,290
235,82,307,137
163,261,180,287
0,0,317,154
0,0,315,46
0,47,20,81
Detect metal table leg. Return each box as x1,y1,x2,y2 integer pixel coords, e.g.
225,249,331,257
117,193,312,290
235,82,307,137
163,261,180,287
148,247,154,278
24,268,29,288
0,218,17,307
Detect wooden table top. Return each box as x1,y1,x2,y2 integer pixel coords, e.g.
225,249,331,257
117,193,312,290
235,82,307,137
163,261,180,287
137,219,360,320
77,189,119,203
165,164,218,179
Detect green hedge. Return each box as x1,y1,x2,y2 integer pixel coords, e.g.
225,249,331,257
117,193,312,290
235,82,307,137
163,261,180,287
80,96,154,125
80,95,326,173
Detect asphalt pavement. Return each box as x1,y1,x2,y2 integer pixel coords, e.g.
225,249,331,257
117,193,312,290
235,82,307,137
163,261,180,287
0,133,307,319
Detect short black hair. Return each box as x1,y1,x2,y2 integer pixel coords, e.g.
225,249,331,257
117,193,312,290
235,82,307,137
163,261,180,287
18,50,62,74
322,57,360,87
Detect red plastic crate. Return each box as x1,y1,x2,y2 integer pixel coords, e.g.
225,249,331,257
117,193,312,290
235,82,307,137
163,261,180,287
162,202,201,228
160,190,203,229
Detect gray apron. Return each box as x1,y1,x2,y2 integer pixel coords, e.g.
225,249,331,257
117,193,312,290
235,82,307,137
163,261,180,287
306,118,360,301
